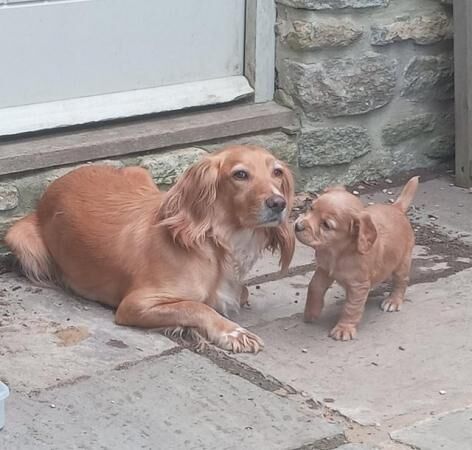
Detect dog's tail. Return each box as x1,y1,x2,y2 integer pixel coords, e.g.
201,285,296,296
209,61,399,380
393,176,420,213
4,213,54,285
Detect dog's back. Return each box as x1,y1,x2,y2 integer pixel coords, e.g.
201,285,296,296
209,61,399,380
364,177,419,283
6,165,162,304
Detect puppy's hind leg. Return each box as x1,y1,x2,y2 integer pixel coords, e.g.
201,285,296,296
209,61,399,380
381,254,412,312
115,289,263,353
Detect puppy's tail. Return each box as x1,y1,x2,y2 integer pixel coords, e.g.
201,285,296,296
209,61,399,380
4,213,54,285
393,176,420,213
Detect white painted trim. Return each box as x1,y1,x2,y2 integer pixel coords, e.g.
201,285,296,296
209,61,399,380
0,76,253,136
245,0,276,103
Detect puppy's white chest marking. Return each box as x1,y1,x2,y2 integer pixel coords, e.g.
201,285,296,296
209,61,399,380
216,229,264,315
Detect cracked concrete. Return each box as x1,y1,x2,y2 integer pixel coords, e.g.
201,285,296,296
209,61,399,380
1,173,471,450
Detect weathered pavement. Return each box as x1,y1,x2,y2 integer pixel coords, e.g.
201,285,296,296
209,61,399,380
1,174,471,450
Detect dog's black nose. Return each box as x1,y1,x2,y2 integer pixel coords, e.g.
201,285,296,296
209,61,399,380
265,195,286,213
295,220,305,232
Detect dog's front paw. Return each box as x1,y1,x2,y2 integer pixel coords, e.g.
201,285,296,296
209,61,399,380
329,323,357,341
303,310,321,323
219,327,264,353
380,296,403,312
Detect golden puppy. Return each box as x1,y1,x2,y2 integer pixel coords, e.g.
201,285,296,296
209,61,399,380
6,145,295,353
294,177,419,341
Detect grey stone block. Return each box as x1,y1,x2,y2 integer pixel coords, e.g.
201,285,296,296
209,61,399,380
201,131,298,165
382,113,435,146
281,54,397,119
402,55,454,101
302,150,392,192
425,134,455,160
0,184,19,212
277,0,389,10
139,148,207,186
299,127,371,167
279,17,363,50
371,11,452,46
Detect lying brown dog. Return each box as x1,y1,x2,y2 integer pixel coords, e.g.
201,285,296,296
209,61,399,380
6,145,295,353
294,177,419,341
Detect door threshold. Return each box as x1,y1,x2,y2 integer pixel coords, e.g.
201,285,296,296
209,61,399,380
0,102,298,177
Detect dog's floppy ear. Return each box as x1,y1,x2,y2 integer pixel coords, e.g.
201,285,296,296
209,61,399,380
352,211,377,254
157,157,219,249
266,163,295,271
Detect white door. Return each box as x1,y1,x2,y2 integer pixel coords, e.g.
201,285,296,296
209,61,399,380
0,0,251,135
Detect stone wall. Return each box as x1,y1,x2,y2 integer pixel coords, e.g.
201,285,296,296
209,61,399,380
275,0,454,191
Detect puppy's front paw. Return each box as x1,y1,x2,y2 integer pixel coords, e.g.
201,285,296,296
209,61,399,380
219,327,264,353
380,296,403,312
329,323,357,341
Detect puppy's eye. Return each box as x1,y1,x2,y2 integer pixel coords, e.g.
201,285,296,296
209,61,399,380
233,170,249,180
273,168,283,178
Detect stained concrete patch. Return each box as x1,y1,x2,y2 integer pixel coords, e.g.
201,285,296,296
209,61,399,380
0,273,176,392
0,350,342,450
391,407,472,450
235,268,472,426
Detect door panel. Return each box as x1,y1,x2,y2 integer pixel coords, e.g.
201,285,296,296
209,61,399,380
0,0,250,134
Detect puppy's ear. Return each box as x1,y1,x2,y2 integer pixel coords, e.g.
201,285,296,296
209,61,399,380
157,157,219,249
352,211,377,254
266,163,295,271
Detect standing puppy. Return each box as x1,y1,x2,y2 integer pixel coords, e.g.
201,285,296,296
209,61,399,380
294,177,419,341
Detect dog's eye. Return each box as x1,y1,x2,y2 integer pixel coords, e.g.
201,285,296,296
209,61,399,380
233,170,249,180
273,168,283,178
321,220,331,230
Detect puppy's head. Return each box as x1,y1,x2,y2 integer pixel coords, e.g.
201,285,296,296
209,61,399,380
294,186,377,255
158,145,295,267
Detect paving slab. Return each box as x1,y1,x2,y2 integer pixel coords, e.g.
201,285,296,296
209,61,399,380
391,407,472,450
249,240,315,280
0,273,175,392
0,350,342,450
235,268,472,427
335,445,380,450
241,273,313,328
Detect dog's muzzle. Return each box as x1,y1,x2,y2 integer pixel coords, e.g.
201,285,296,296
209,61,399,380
260,194,287,225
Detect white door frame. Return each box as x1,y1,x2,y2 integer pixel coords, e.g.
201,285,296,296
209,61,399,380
0,0,276,136
245,0,276,103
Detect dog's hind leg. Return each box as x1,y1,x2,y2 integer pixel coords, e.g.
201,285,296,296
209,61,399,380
5,213,54,284
381,255,412,312
115,289,263,353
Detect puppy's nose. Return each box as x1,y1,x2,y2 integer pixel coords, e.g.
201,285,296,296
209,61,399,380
265,195,286,213
295,220,305,232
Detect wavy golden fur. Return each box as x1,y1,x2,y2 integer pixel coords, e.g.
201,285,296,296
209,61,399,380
6,145,295,352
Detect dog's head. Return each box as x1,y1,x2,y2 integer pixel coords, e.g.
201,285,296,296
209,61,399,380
294,186,377,255
158,145,295,268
